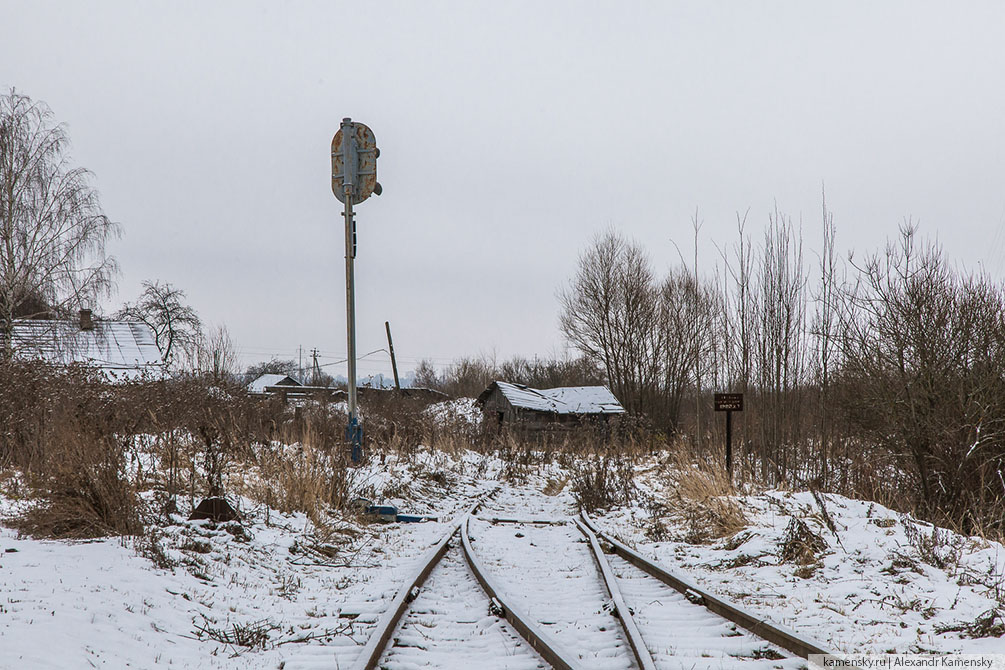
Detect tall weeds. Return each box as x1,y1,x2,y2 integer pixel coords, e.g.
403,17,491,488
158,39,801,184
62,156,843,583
0,362,142,537
245,416,355,522
655,443,748,543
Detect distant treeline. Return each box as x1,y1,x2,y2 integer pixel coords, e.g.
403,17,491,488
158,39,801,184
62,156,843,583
426,211,1005,538
412,354,605,399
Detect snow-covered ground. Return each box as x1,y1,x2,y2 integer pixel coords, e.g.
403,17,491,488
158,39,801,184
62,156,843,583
424,397,483,426
594,466,1005,655
1,448,1003,669
0,450,499,669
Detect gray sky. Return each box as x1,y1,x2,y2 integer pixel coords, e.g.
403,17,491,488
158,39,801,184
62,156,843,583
4,1,1005,379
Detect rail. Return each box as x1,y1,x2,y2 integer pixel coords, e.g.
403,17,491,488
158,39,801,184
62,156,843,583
348,499,481,670
350,492,582,670
579,511,838,660
460,515,582,670
575,517,658,670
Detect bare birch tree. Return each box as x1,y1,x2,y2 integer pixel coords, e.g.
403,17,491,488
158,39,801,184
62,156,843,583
0,90,119,356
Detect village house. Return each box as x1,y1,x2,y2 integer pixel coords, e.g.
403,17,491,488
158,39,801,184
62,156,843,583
476,380,625,433
9,309,165,381
247,374,449,410
246,373,303,397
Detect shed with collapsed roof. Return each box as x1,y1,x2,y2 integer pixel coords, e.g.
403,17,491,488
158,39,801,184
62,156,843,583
476,380,625,432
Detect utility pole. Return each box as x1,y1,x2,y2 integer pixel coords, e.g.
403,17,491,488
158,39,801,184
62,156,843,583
332,118,381,463
385,321,400,390
311,348,321,386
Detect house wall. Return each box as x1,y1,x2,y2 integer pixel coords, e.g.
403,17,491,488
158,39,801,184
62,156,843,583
480,388,516,431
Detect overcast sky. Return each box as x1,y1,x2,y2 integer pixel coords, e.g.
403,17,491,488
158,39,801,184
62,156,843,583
4,1,1005,380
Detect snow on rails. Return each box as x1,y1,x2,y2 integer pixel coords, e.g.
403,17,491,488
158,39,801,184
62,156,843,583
348,498,845,670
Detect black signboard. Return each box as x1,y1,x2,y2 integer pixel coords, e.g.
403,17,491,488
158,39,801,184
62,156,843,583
714,392,743,478
714,393,743,412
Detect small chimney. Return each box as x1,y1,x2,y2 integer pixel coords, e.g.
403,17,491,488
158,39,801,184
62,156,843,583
79,309,94,331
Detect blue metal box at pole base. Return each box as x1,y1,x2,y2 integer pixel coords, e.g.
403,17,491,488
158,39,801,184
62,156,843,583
366,505,398,522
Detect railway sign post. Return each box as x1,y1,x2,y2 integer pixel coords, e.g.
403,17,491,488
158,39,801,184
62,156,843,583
714,393,743,477
332,118,381,463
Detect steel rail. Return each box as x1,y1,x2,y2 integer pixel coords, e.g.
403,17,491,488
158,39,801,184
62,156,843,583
575,517,658,670
461,515,582,670
580,511,839,660
349,498,484,670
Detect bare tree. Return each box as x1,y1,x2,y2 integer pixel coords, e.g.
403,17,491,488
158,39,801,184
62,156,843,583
691,210,704,445
837,223,1005,532
117,280,201,367
754,208,809,479
714,211,755,469
560,231,656,419
438,355,499,398
0,90,119,355
195,324,237,383
728,211,754,396
657,266,717,432
498,354,606,389
412,359,442,390
561,230,716,434
811,188,839,484
715,207,810,481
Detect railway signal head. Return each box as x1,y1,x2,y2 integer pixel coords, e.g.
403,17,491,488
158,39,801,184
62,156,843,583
332,118,381,204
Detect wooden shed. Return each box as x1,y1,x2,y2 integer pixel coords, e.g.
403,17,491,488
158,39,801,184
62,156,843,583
476,381,625,433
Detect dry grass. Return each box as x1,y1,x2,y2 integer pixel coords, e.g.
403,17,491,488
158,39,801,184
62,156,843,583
0,362,145,538
15,426,142,539
658,444,749,543
543,476,569,496
778,517,828,565
0,362,289,538
237,417,355,524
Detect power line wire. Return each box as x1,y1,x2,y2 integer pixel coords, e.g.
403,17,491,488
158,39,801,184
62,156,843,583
317,347,389,369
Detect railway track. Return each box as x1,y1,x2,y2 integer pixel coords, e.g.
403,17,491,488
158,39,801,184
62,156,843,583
349,500,840,670
348,499,563,670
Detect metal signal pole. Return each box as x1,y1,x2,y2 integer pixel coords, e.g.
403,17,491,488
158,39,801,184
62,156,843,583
340,120,361,462
342,158,357,405
332,118,380,464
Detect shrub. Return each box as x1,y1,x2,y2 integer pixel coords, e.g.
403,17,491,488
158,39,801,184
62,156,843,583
571,456,635,512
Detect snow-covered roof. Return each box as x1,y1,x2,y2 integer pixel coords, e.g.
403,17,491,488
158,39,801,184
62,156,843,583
11,319,164,381
479,381,625,415
247,373,302,395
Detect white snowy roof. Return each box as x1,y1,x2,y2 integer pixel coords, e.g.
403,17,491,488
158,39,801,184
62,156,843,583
11,319,165,381
483,381,625,415
247,373,301,395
